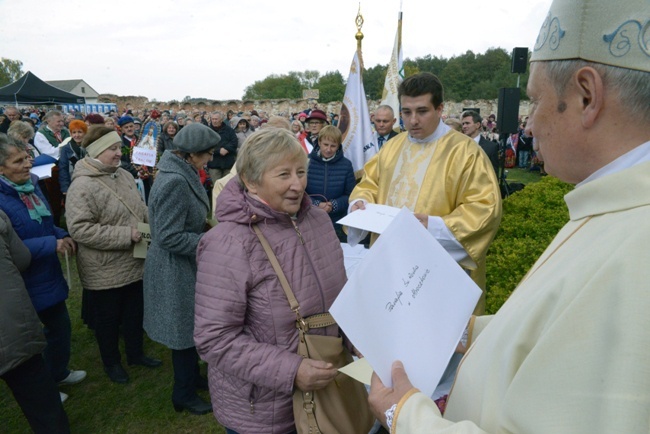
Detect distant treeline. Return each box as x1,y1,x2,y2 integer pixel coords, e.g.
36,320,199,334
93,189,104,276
243,48,530,103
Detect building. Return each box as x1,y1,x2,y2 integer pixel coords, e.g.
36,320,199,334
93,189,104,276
47,79,100,104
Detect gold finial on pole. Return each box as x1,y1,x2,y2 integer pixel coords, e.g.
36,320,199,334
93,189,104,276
355,3,365,68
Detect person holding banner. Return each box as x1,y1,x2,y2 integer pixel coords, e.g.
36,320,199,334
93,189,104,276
144,123,220,415
348,72,501,314
65,126,160,385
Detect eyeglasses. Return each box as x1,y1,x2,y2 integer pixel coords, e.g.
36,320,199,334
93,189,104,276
308,121,324,126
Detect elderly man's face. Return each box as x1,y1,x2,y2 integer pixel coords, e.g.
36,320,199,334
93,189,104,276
5,109,20,121
122,122,135,137
48,115,65,133
526,63,577,183
211,114,223,127
374,109,396,136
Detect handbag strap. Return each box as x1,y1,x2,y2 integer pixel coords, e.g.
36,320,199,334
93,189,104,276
95,177,141,221
252,224,336,332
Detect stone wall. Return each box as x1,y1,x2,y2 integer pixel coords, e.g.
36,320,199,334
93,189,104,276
98,95,533,118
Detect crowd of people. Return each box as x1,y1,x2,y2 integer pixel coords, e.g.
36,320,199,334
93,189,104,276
1,0,648,431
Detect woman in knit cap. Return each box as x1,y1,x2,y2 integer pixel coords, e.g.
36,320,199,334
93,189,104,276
143,123,220,415
65,126,161,385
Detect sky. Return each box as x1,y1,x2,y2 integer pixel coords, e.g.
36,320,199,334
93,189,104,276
1,0,553,102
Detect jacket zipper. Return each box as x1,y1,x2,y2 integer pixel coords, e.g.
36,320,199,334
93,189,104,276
290,219,326,313
291,219,305,245
323,162,328,200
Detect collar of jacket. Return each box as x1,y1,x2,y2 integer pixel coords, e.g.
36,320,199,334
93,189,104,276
38,126,70,147
157,151,209,210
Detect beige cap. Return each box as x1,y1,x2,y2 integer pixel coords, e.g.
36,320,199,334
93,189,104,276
530,0,649,72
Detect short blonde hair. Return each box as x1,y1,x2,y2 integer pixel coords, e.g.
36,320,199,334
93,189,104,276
317,125,342,145
236,128,307,186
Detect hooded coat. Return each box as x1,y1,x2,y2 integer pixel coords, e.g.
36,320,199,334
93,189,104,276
230,116,254,150
65,157,148,290
143,151,209,349
194,177,346,434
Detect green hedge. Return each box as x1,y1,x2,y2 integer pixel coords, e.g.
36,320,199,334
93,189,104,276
485,177,574,314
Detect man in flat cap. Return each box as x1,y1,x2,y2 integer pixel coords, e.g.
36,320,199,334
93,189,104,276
368,0,650,432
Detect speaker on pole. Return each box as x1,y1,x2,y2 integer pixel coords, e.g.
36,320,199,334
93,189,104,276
497,88,520,134
511,47,528,74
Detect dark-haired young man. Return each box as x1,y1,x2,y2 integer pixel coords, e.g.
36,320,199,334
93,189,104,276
348,72,502,314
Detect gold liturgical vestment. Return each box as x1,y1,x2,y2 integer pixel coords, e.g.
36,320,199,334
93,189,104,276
350,130,501,314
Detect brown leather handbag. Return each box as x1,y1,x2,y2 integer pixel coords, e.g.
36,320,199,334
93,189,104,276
254,225,373,434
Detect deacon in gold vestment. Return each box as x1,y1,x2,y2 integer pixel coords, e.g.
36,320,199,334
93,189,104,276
368,0,650,431
349,74,501,314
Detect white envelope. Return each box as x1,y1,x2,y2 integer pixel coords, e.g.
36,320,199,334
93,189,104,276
330,208,481,396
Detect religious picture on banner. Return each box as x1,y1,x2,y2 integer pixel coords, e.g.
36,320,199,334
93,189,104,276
139,122,158,150
132,122,158,167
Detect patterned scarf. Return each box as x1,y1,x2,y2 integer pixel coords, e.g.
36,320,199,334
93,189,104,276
1,176,51,223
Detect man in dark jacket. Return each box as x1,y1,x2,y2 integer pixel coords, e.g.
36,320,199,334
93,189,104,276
207,111,236,182
373,105,399,150
461,110,499,176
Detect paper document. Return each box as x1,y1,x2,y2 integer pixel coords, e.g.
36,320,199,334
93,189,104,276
330,208,481,397
133,223,151,259
31,164,55,180
339,358,373,385
336,203,400,234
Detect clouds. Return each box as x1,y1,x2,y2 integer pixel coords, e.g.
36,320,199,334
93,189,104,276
1,0,552,101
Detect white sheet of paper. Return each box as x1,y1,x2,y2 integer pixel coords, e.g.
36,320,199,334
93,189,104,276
336,203,400,234
330,208,481,397
131,147,157,167
341,242,369,278
31,164,55,180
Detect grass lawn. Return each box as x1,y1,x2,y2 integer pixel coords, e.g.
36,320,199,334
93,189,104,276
503,167,545,185
0,256,226,433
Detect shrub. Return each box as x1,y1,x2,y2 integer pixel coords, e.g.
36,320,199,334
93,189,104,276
485,176,574,314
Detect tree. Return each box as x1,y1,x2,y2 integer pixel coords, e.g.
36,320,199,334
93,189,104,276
362,64,387,100
316,71,345,103
241,47,530,101
292,70,320,89
243,73,302,100
0,58,24,87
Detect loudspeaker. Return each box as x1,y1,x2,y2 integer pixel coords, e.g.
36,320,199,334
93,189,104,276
511,47,528,74
497,88,520,134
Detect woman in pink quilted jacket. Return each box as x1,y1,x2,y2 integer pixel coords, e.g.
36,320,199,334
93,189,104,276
194,128,346,434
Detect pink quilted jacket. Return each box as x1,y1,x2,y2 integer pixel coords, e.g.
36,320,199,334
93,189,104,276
194,177,346,434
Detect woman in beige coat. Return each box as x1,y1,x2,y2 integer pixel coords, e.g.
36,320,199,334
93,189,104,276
65,126,161,385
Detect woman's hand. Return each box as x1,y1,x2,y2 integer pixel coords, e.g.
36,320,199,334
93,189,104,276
131,228,142,243
295,358,338,392
56,237,76,255
318,202,333,213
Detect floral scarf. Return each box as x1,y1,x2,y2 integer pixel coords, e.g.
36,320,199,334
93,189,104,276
1,176,51,223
